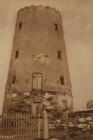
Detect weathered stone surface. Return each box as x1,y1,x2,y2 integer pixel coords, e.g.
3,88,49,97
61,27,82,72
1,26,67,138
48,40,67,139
3,6,73,114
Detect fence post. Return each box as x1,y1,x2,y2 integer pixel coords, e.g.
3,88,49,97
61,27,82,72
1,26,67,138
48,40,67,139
37,115,41,139
65,111,69,140
43,110,49,140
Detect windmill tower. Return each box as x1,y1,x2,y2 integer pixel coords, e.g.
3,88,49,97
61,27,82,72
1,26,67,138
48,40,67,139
0,5,73,140
3,6,73,139
2,5,73,118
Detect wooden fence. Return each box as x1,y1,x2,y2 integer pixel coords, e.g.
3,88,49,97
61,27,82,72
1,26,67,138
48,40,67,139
0,110,93,140
0,113,43,140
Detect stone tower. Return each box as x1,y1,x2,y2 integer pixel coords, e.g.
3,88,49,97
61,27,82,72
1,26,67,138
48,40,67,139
3,6,73,114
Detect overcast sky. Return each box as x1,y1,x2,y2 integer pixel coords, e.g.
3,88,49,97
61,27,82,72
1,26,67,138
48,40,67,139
0,0,93,114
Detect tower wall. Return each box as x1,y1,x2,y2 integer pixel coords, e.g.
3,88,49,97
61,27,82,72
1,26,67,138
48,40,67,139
3,6,72,112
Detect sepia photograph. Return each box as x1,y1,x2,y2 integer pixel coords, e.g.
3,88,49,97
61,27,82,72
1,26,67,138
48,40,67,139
0,0,93,139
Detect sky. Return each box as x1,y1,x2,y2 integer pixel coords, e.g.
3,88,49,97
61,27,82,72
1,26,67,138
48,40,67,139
0,0,93,114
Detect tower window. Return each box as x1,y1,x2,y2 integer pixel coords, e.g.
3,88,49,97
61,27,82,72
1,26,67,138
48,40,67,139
58,51,61,59
54,23,58,31
32,73,42,90
12,76,16,84
60,76,64,85
15,51,19,59
19,22,22,30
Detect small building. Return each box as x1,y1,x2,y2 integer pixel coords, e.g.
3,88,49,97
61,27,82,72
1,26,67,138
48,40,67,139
87,100,93,109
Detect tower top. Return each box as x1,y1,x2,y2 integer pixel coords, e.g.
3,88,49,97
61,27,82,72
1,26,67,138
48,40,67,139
18,5,61,16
